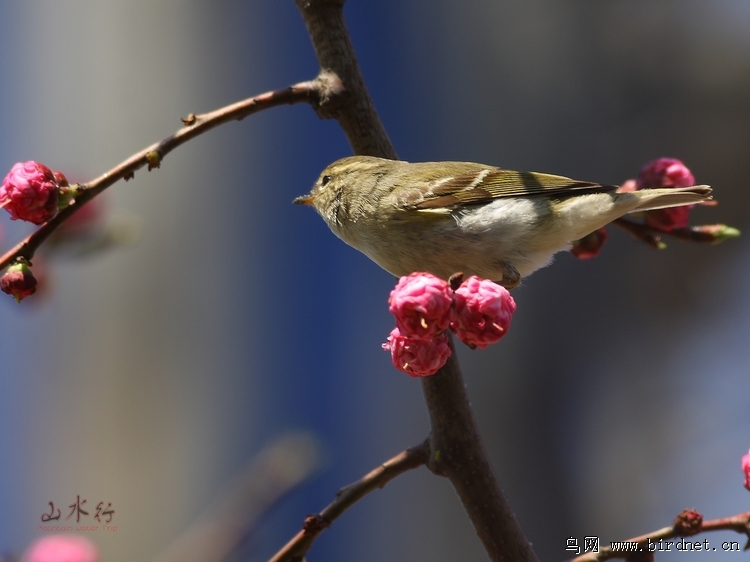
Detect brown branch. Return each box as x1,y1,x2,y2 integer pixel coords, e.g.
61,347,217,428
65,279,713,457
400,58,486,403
268,439,430,562
295,0,397,160
0,79,322,271
571,510,750,561
422,335,539,562
294,1,538,560
612,217,739,249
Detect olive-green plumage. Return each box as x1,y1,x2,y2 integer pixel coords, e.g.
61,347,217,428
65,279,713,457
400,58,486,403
294,156,712,287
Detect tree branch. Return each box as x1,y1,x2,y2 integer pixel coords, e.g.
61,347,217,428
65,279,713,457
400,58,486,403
268,439,430,562
295,0,397,159
612,217,739,248
422,335,539,561
571,510,750,561
0,79,322,271
294,2,538,560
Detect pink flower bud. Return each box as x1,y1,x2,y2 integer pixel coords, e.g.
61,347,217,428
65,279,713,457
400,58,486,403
1,260,37,302
636,158,696,232
672,508,702,536
617,179,637,193
742,449,750,492
389,272,453,340
644,205,691,232
52,170,69,188
382,327,451,377
22,534,99,562
0,161,61,224
571,227,608,260
451,276,515,349
636,158,695,190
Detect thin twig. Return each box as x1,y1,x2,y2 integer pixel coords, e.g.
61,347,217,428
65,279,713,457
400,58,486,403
571,511,750,561
0,79,322,271
612,217,738,247
268,439,430,562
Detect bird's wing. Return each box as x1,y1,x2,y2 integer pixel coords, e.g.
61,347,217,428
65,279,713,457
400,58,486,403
399,168,618,211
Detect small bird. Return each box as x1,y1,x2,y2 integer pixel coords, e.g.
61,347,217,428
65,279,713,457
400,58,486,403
294,156,712,288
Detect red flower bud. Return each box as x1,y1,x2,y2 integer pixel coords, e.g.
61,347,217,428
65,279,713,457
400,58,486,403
0,161,61,224
1,260,37,302
571,227,608,260
672,508,702,536
636,158,696,231
645,206,691,232
52,170,69,187
389,272,453,341
382,327,451,377
451,276,515,349
637,158,695,190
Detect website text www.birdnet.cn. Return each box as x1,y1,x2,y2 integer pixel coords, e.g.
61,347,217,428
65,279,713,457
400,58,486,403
565,536,742,555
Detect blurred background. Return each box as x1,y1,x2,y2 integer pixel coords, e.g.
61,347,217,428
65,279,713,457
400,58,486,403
1,1,749,560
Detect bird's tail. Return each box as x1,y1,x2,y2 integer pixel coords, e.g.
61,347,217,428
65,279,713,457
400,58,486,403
630,185,713,212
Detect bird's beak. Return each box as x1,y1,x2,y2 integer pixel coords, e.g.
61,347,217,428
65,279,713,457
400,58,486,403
293,194,314,206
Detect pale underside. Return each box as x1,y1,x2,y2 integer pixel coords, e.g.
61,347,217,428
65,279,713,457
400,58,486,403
334,191,635,282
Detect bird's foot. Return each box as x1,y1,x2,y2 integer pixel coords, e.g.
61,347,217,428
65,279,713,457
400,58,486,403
499,263,521,289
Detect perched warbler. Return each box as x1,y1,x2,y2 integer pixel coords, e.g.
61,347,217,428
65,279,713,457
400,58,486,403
294,156,712,287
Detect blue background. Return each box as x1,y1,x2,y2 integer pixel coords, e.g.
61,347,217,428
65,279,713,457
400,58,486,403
1,2,749,560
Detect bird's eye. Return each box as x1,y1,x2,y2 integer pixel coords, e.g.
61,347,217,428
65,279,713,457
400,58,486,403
321,175,331,187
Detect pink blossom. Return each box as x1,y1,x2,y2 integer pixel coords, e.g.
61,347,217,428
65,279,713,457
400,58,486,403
571,227,608,260
617,179,637,193
742,449,750,491
636,158,696,231
382,327,451,377
645,205,691,231
22,534,99,562
1,260,37,303
451,276,515,349
636,158,695,190
388,272,453,340
0,161,61,224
